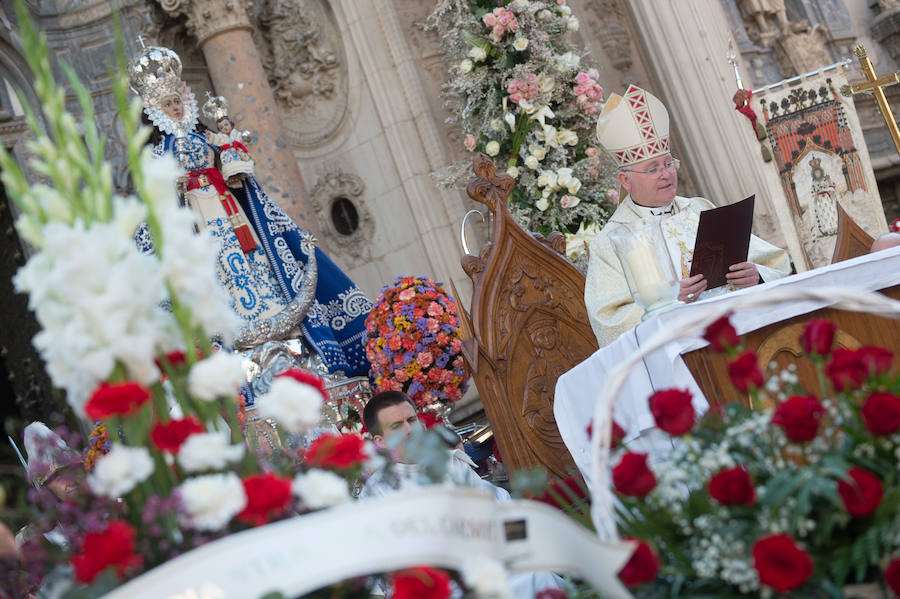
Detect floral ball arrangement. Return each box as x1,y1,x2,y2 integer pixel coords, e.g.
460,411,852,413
365,276,469,409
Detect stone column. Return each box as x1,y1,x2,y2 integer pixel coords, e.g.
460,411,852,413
156,0,318,235
627,0,800,259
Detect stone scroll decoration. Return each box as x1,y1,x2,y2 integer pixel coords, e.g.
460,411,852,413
457,154,598,480
759,69,887,270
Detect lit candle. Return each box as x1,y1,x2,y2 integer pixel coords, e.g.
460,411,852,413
624,237,667,308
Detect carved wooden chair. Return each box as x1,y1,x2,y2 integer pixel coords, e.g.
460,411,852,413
454,155,598,480
830,202,875,263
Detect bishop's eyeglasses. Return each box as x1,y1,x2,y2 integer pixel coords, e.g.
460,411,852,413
621,157,681,178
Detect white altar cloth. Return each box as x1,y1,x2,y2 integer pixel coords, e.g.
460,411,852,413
555,245,900,481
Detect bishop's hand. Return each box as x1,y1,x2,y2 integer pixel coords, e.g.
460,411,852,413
678,273,706,303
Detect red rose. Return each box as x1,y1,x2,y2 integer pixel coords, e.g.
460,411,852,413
70,520,142,583
277,369,329,402
857,346,893,376
837,467,884,517
861,392,900,436
150,416,204,453
536,475,588,510
585,419,626,448
753,534,813,592
612,452,656,497
885,558,900,595
391,566,452,599
237,473,293,526
703,315,739,353
85,381,152,420
772,395,824,442
536,589,568,599
304,433,368,470
648,389,695,435
618,539,659,587
727,351,764,393
800,319,837,356
825,348,868,392
708,466,756,506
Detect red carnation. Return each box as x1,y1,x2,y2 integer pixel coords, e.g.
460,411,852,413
857,346,893,376
772,395,824,442
85,381,152,420
150,416,204,453
708,466,756,506
885,559,900,595
618,539,659,587
277,369,329,402
536,589,568,599
800,319,837,356
391,566,452,599
304,433,368,470
70,520,142,583
612,452,656,497
703,315,739,353
586,419,626,448
418,411,441,429
753,534,813,592
825,348,868,392
837,467,883,517
648,389,695,435
237,473,293,526
861,392,900,436
727,351,764,393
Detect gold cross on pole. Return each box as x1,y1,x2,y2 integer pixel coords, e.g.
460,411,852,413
841,44,900,157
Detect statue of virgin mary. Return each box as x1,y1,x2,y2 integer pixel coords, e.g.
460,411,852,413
128,45,371,379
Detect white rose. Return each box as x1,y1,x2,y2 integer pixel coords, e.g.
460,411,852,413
558,5,572,16
489,118,504,131
178,472,247,531
568,17,580,31
538,9,552,20
469,46,487,62
529,144,547,160
535,197,550,212
506,166,520,178
513,38,529,51
293,469,351,509
188,352,247,400
536,170,557,189
459,59,473,73
256,376,324,434
461,557,512,599
524,155,540,170
88,444,154,498
177,431,245,473
537,75,555,94
485,141,501,156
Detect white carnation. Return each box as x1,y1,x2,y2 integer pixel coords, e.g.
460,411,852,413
178,472,247,531
88,444,154,498
177,431,245,473
256,376,324,434
461,557,512,599
513,38,529,51
485,141,500,156
188,352,247,400
292,469,351,509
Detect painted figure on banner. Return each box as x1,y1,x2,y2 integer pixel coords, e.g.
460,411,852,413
584,85,791,348
129,45,371,377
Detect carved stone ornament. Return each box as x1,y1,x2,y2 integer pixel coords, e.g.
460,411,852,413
252,0,348,147
584,0,634,73
310,168,372,263
458,154,598,480
155,0,254,45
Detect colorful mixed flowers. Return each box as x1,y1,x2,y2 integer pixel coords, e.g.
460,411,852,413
613,316,900,596
365,276,469,411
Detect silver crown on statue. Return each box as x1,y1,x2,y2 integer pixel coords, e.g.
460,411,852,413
128,45,185,108
202,93,230,122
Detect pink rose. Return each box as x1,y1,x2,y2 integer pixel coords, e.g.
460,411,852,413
606,188,620,204
464,134,476,152
586,147,599,158
398,288,416,301
483,13,497,27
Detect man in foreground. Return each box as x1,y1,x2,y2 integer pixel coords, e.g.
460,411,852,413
584,85,791,348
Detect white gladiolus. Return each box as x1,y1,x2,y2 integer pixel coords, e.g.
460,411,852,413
256,376,324,434
469,46,487,62
556,129,579,146
528,144,546,160
566,177,582,195
88,444,154,498
459,59,473,73
188,352,247,400
513,38,529,51
524,155,540,170
560,194,581,209
504,112,516,131
178,473,247,531
536,170,558,189
531,105,555,126
461,557,512,599
293,470,351,509
177,431,245,473
536,197,550,212
485,141,501,156
556,168,574,187
555,51,580,72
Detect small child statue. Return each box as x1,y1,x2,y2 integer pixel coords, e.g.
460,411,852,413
202,93,255,187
